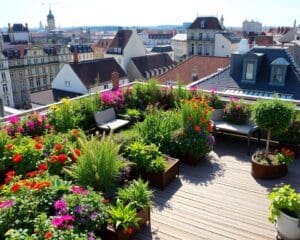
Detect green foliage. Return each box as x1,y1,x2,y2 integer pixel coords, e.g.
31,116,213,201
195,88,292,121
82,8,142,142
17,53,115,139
0,130,10,162
268,185,300,223
126,142,167,173
252,98,295,134
68,135,126,193
276,119,300,144
117,179,153,211
223,98,250,125
108,200,140,231
134,110,181,155
113,128,141,154
204,91,224,109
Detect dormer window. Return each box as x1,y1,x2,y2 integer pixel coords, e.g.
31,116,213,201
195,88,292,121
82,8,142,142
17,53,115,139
241,52,263,84
200,20,205,28
245,62,254,80
270,57,289,86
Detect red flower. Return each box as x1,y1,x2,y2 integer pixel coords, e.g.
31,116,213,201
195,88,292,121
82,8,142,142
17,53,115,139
35,143,43,150
200,117,206,123
102,199,109,204
6,170,15,178
50,155,57,163
12,154,23,163
126,227,134,235
194,125,201,132
11,183,21,192
27,171,38,178
5,177,12,184
44,231,53,239
38,163,48,171
5,144,14,150
57,154,67,163
54,144,63,151
74,148,81,157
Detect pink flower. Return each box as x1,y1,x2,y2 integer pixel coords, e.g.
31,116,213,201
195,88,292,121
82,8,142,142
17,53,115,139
71,186,89,195
8,115,20,125
27,120,35,129
0,200,14,209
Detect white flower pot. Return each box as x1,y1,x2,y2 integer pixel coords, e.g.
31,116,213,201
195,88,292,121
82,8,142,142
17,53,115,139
277,211,300,240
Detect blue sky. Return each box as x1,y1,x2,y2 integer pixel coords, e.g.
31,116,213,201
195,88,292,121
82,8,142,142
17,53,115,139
1,0,299,28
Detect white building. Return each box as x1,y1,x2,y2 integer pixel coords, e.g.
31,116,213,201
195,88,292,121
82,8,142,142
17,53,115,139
0,52,14,107
7,23,31,43
214,32,241,57
171,33,188,62
52,58,129,94
242,20,262,34
105,28,146,71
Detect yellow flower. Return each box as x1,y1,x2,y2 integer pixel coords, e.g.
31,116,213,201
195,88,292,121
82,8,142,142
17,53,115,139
61,98,70,105
5,229,14,236
49,104,58,111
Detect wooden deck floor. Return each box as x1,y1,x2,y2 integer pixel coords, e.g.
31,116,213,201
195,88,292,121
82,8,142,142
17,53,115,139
135,135,300,240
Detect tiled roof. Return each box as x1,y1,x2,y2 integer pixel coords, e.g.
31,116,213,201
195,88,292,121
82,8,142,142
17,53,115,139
254,35,274,46
151,46,173,53
131,53,174,78
193,47,300,100
70,58,127,88
106,30,132,55
69,45,93,53
158,56,230,85
188,17,222,30
219,32,241,43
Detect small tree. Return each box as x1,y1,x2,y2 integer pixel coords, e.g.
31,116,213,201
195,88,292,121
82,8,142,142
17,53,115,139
252,97,295,158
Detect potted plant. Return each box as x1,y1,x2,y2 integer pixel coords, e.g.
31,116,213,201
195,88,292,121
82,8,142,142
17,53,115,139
116,179,153,226
223,97,250,125
105,201,141,240
126,142,179,190
268,185,300,239
174,97,214,165
276,119,300,158
251,98,295,179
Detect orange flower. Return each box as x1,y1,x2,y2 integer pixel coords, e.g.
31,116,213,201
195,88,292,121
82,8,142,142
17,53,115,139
44,232,53,239
72,129,80,137
54,144,63,151
11,183,21,192
50,155,57,163
200,117,206,123
12,154,23,163
35,143,43,150
194,125,201,132
5,144,14,150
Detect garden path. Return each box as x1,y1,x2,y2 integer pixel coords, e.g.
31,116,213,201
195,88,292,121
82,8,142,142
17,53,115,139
135,135,300,240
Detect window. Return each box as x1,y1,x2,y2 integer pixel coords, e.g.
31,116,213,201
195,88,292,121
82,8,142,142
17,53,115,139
42,67,46,73
245,62,254,80
272,66,284,83
34,58,38,64
190,32,194,40
104,84,109,89
199,33,202,40
64,80,71,87
10,72,13,79
1,72,6,81
36,77,41,87
28,68,32,76
19,71,23,79
200,20,205,28
198,44,202,55
28,59,31,65
50,75,53,82
6,96,10,106
3,84,8,93
29,78,34,88
41,58,44,63
43,76,47,85
270,58,289,86
0,63,3,68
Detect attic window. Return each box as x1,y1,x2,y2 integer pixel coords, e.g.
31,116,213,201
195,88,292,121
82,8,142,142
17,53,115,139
245,62,254,80
200,20,205,28
270,57,289,86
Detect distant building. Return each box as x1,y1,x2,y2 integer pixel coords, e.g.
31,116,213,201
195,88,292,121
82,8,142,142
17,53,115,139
7,23,31,44
187,16,223,56
52,58,128,93
158,55,230,85
69,45,94,62
47,9,56,32
127,53,174,81
242,20,262,35
151,45,174,61
0,51,14,107
105,28,146,71
148,31,176,46
171,33,188,62
214,32,241,57
92,38,113,59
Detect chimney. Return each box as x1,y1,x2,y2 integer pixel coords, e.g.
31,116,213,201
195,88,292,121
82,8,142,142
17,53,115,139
191,69,198,81
25,23,28,29
73,49,78,63
8,23,11,31
111,72,119,90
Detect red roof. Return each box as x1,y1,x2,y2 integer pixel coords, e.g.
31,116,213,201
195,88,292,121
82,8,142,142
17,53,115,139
158,56,230,85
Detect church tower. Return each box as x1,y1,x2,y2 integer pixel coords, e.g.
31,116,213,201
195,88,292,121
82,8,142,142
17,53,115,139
47,9,56,31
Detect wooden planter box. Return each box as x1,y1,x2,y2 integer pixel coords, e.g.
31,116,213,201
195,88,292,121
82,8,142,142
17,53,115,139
180,153,206,165
104,208,150,240
251,154,288,179
278,141,299,159
141,156,179,190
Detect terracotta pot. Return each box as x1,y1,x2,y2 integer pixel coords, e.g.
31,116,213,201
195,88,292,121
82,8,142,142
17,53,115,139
251,153,288,179
141,156,179,190
104,225,136,240
136,207,151,226
278,141,299,159
276,211,300,240
180,153,206,165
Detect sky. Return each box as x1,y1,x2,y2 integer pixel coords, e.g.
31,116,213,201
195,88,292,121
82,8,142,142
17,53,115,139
1,0,300,29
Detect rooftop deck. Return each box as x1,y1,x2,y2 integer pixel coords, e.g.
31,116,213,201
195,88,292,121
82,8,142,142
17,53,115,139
136,135,300,240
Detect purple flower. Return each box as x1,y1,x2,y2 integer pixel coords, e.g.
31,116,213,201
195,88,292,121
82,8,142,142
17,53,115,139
27,120,35,129
90,212,98,221
54,199,67,211
74,206,83,214
16,126,24,133
52,217,64,227
0,200,14,209
8,115,20,125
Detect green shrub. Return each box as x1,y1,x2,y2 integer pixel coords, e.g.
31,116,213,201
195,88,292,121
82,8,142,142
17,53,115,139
116,178,153,211
252,97,295,155
68,135,126,193
113,128,141,154
223,98,250,124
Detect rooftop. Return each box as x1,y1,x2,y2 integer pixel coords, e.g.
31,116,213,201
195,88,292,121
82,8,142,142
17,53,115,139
188,17,222,30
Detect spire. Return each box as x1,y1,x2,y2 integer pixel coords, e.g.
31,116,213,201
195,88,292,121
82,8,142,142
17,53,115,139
294,19,297,30
220,14,224,29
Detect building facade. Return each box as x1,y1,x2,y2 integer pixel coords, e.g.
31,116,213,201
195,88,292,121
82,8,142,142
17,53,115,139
214,32,241,57
187,17,223,57
171,33,188,62
0,52,14,107
242,20,262,34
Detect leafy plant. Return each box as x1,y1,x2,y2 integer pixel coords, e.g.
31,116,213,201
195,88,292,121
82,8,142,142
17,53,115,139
268,185,300,223
126,142,167,173
126,108,141,120
117,179,153,211
252,97,295,157
113,128,141,154
108,200,140,232
204,89,224,109
276,119,300,144
223,97,250,124
68,135,126,193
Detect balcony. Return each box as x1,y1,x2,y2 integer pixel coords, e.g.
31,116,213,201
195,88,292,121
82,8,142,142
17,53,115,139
1,81,300,239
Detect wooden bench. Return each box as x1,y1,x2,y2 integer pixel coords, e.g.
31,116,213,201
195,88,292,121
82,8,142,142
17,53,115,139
211,109,261,155
94,108,130,132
